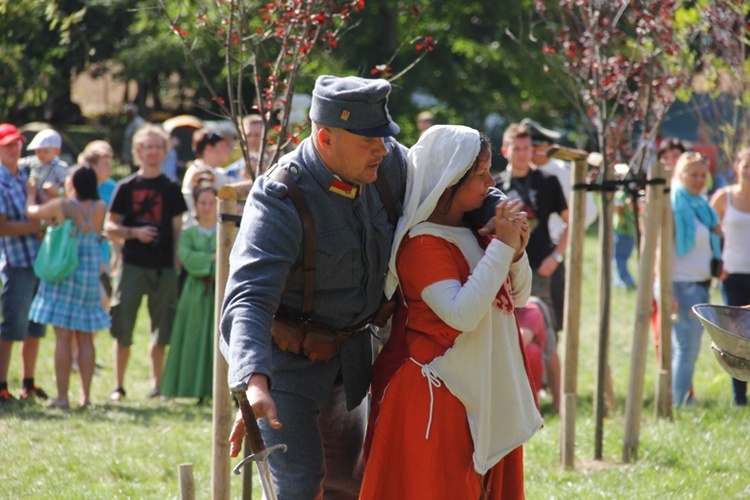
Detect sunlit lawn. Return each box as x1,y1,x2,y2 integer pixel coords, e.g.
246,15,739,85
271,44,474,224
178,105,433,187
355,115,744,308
1,229,749,498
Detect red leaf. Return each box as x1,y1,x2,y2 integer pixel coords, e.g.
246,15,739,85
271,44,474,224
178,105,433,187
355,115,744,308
171,25,188,37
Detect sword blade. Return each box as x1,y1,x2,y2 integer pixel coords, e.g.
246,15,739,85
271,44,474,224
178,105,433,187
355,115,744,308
256,459,278,500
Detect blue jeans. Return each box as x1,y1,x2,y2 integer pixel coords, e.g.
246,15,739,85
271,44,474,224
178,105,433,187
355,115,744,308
720,274,750,405
613,233,636,288
671,281,710,407
1,266,46,342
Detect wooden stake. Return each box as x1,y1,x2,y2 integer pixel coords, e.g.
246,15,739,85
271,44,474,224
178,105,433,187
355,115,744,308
656,174,674,418
212,192,239,500
179,463,195,500
559,158,588,469
623,163,665,463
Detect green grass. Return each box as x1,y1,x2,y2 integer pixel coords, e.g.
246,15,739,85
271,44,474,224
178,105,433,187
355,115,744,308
2,231,750,498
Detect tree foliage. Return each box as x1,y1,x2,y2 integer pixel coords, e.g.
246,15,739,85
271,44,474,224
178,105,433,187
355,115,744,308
0,0,133,122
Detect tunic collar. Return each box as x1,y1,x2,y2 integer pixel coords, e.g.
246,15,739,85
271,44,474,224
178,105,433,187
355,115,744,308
295,139,362,200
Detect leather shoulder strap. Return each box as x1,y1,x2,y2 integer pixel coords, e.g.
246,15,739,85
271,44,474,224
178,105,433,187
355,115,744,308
374,173,397,225
268,166,316,317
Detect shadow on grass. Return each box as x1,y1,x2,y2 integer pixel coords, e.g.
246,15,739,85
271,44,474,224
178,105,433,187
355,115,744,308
0,397,216,424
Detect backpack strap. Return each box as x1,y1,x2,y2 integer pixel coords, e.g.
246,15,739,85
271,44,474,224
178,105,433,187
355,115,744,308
267,165,396,320
267,166,316,319
374,172,397,225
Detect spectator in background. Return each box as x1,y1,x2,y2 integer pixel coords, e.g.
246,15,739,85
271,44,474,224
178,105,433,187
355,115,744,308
670,152,722,408
79,140,118,274
495,122,568,412
613,163,638,289
122,103,146,172
105,124,187,401
658,138,687,176
160,182,218,404
161,135,180,182
416,110,435,136
710,147,750,406
693,124,725,193
181,128,232,228
0,123,47,403
19,129,69,203
225,115,275,181
79,140,116,207
76,140,117,370
26,165,110,408
651,137,688,386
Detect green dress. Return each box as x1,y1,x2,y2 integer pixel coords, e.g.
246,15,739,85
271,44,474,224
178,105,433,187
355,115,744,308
160,225,217,399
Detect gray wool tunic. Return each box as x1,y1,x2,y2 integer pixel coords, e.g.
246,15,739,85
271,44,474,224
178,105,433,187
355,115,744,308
220,136,408,409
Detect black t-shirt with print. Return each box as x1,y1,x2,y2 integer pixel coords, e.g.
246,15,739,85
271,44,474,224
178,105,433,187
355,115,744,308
109,173,187,268
495,168,568,270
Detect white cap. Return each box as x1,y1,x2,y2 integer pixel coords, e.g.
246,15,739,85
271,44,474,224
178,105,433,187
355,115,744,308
27,129,62,150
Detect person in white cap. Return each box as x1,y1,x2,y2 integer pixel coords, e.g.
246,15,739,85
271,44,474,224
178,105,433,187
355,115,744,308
19,129,69,203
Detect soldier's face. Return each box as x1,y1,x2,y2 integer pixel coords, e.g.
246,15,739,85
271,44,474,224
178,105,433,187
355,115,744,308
326,129,389,186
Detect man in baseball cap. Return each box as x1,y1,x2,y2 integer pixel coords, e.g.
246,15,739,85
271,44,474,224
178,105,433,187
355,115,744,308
0,123,48,403
0,123,25,146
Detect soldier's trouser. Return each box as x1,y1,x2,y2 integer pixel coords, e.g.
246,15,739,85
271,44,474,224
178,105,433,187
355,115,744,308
259,381,367,499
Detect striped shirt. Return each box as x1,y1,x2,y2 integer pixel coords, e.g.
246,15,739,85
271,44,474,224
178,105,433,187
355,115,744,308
0,165,39,267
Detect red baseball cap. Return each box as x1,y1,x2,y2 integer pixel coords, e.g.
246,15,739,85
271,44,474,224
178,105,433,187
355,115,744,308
0,123,25,146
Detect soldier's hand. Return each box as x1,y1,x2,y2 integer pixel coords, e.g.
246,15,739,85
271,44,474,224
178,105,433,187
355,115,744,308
228,374,282,458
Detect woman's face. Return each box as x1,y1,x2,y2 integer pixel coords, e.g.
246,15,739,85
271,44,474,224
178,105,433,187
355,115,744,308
680,162,709,195
452,154,495,213
195,190,217,223
92,155,112,183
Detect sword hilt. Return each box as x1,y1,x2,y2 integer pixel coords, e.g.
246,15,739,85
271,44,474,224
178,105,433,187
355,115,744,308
230,381,267,455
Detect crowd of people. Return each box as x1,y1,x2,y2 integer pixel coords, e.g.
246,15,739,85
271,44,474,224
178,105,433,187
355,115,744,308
0,72,747,498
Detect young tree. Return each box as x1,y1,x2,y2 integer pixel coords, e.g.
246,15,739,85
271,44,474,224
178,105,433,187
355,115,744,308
157,0,434,180
529,0,741,465
687,1,750,174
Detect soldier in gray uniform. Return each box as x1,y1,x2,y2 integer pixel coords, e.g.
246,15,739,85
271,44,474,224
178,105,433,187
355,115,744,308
220,75,504,498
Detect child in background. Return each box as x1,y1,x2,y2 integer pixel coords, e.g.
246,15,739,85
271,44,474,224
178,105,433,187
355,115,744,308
20,129,69,202
613,163,638,290
160,182,218,403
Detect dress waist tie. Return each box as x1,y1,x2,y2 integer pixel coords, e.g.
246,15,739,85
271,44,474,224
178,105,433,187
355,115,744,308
410,357,442,440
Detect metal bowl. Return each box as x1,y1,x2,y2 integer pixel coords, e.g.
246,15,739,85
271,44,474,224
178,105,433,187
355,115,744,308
692,304,750,382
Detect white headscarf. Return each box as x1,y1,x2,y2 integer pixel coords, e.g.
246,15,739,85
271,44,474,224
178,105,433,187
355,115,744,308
384,125,481,298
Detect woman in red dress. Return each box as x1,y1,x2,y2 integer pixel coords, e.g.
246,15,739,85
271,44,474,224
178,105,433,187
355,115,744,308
361,125,542,499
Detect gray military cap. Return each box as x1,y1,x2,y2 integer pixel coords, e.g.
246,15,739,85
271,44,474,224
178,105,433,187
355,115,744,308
309,75,400,137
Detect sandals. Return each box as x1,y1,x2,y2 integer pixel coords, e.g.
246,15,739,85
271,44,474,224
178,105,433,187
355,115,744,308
109,387,126,402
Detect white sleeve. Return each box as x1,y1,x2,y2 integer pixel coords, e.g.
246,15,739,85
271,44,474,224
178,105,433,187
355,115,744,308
420,239,515,332
509,252,532,307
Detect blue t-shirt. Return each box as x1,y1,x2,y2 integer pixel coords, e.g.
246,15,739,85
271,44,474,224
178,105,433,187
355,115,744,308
98,178,118,272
